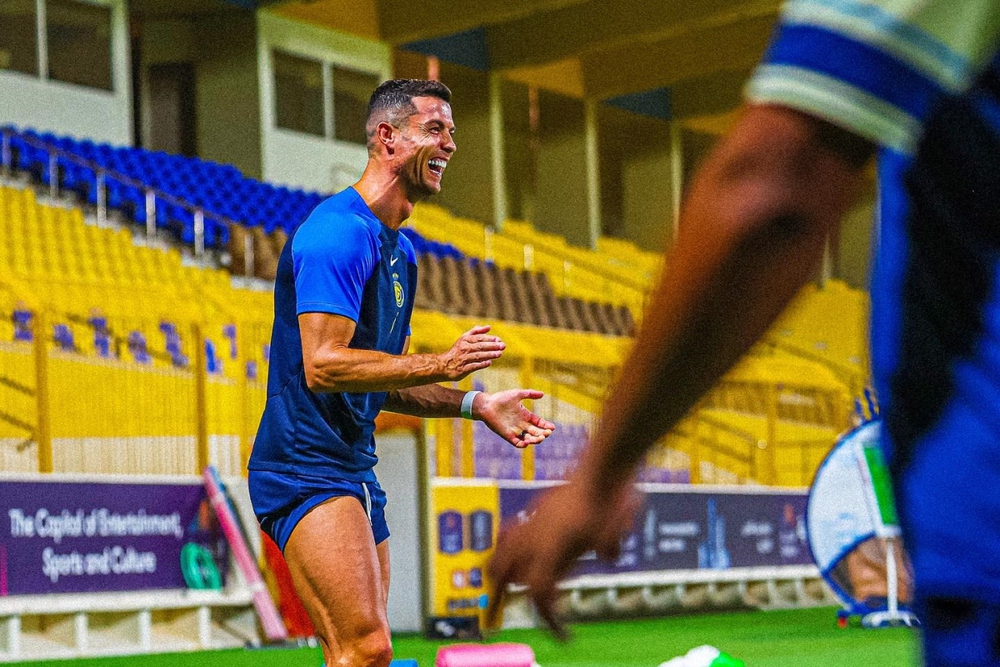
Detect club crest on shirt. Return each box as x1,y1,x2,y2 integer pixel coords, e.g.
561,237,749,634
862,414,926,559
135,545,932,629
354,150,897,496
392,273,404,307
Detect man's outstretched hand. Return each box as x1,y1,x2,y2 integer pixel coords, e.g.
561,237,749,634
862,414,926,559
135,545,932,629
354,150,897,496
475,389,555,448
440,325,507,380
485,480,642,639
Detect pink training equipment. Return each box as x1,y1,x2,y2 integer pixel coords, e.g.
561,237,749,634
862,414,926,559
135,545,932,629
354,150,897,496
203,465,289,643
436,643,536,667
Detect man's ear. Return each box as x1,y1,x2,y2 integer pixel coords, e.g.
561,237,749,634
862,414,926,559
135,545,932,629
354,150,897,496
376,121,396,154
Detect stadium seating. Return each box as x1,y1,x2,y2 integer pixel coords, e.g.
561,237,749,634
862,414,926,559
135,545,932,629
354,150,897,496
2,126,635,336
0,179,641,478
0,123,868,486
404,202,655,318
3,126,326,249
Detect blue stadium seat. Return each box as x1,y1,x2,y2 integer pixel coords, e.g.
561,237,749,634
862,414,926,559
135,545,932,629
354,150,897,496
127,331,151,365
53,324,75,352
5,125,471,266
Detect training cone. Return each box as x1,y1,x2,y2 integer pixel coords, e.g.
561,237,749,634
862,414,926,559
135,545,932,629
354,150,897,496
657,645,744,667
436,642,536,667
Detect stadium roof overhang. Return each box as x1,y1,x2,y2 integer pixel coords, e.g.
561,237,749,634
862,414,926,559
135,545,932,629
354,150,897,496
129,0,285,19
269,0,781,134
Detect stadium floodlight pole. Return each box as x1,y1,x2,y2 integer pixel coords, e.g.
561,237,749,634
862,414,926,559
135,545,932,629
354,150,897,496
194,209,205,257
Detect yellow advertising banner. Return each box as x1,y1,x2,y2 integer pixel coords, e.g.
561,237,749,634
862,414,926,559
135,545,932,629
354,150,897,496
428,478,499,621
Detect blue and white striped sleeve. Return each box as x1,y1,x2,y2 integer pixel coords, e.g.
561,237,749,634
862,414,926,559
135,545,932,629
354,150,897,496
746,0,1000,154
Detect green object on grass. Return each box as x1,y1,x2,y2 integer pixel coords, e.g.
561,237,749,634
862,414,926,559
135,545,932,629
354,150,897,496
710,651,745,667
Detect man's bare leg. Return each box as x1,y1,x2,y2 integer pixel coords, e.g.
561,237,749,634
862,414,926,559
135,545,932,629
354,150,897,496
377,539,390,607
284,496,392,667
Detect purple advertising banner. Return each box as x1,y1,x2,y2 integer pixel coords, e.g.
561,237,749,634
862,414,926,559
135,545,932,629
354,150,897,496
499,484,809,577
0,479,226,595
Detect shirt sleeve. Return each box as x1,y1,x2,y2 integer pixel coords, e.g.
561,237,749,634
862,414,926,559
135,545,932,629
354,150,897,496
745,0,1000,154
292,214,380,321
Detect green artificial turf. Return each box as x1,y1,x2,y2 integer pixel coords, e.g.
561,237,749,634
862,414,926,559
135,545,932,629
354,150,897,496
16,607,920,667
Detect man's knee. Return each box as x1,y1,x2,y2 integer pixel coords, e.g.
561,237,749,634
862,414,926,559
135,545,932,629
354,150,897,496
340,629,392,667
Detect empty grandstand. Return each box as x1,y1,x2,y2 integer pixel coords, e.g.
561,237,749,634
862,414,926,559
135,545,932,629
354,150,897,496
0,120,866,488
0,0,881,661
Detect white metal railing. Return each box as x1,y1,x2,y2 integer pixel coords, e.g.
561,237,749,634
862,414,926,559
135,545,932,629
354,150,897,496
0,128,253,277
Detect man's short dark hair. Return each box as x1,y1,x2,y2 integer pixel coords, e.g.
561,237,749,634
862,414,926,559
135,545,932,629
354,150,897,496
366,79,452,150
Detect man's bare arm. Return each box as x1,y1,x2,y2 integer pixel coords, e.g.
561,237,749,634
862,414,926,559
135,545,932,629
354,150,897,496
299,313,504,393
384,383,467,418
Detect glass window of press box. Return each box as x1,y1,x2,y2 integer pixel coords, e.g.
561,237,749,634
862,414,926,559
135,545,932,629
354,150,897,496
0,0,112,91
272,49,380,146
47,0,113,91
0,0,39,76
332,66,379,145
274,50,325,137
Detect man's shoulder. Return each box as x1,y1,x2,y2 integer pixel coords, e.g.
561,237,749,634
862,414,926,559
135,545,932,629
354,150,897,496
310,189,379,228
295,190,381,253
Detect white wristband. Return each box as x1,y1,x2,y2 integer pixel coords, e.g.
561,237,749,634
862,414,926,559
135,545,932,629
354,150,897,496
460,390,481,420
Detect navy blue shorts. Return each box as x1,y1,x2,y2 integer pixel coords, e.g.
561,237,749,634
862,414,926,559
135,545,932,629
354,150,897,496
248,470,389,552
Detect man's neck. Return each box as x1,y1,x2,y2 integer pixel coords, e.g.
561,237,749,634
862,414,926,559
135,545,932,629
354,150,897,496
352,164,420,230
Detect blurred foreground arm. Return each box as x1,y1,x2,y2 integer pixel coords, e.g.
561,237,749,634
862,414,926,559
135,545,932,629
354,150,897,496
573,104,872,497
487,103,874,636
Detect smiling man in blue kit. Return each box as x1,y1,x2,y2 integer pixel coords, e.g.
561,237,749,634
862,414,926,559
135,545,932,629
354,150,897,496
249,79,555,667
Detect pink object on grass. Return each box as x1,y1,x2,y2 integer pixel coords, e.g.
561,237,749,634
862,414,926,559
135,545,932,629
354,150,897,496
436,643,536,667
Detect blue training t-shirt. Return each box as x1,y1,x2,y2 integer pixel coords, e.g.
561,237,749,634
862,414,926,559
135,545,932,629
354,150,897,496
249,187,418,482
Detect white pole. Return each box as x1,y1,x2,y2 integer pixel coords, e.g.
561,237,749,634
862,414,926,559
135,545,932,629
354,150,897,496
489,72,508,232
145,190,156,239
96,171,107,226
194,209,205,257
48,152,58,199
885,536,899,617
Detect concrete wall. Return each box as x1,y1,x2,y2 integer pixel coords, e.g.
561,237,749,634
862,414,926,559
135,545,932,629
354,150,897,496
535,91,591,247
600,105,676,252
195,14,261,178
138,14,261,178
0,0,131,145
432,62,494,224
835,183,876,289
257,11,391,193
621,137,674,253
373,430,425,633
